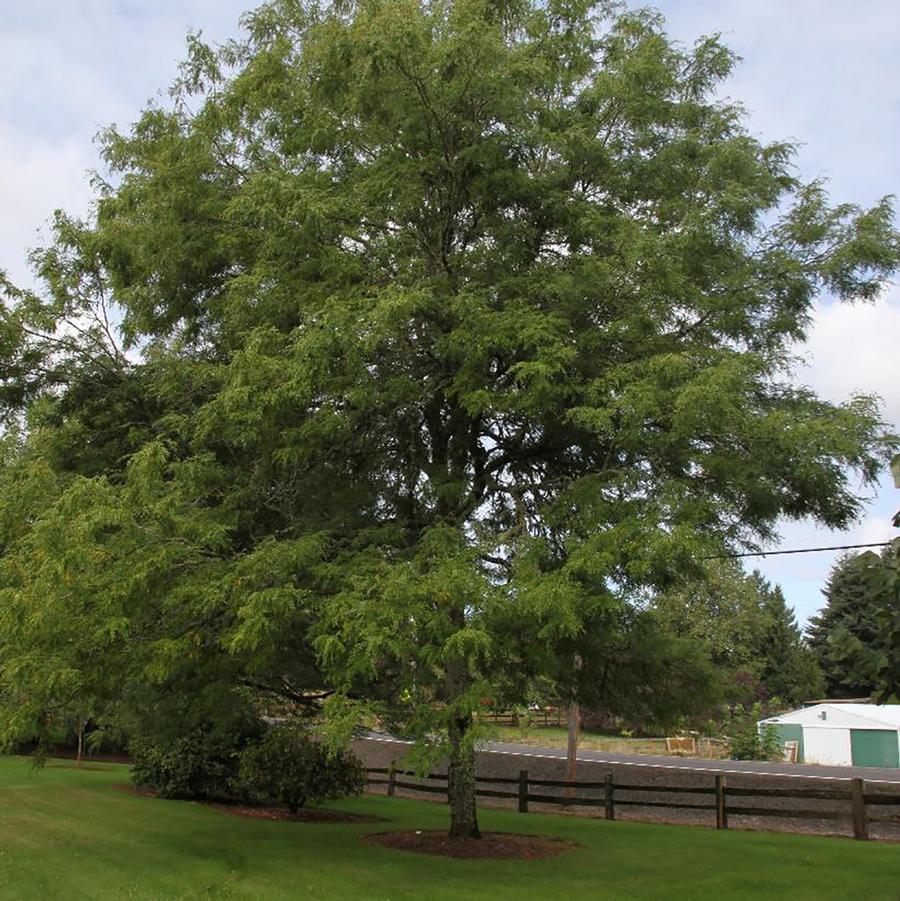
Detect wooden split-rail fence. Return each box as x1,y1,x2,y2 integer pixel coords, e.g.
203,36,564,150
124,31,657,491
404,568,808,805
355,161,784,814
479,708,564,728
366,767,900,840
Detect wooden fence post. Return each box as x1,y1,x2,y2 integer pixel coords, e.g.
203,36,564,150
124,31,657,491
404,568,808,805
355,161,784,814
518,770,529,813
387,765,396,797
851,778,868,840
715,775,728,830
604,772,615,820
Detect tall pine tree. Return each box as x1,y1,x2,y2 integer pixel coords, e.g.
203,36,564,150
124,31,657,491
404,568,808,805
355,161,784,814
808,549,896,699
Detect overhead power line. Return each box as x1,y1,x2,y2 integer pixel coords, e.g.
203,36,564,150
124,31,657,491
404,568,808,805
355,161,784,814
704,540,894,561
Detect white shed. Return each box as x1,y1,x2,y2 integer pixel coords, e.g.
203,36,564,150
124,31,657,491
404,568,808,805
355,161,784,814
759,704,900,768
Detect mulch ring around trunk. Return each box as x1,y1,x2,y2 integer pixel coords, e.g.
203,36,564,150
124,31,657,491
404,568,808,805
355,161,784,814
364,830,579,859
114,784,383,823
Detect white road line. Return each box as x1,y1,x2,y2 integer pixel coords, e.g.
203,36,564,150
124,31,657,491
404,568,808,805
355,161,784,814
361,735,900,786
485,746,900,784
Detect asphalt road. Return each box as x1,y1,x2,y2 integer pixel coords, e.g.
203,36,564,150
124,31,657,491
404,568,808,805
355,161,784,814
360,732,900,784
483,739,900,784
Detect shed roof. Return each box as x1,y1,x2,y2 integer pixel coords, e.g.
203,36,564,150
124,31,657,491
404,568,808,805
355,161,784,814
761,703,900,731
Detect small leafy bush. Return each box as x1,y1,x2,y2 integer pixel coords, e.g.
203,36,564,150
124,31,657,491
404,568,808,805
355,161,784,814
131,729,246,800
728,705,783,761
238,723,366,813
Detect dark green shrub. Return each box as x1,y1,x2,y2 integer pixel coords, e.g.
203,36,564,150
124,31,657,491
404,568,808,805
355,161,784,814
130,729,246,800
728,705,783,761
238,724,366,813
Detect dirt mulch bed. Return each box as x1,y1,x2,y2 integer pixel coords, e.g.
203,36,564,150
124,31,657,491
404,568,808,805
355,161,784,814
17,750,132,765
203,801,383,824
114,784,159,798
113,784,381,823
364,830,578,859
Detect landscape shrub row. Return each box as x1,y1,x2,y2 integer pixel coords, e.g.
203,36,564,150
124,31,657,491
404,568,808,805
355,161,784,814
131,723,365,810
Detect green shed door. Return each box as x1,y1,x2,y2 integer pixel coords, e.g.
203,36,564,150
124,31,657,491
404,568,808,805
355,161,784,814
850,730,900,768
773,724,804,763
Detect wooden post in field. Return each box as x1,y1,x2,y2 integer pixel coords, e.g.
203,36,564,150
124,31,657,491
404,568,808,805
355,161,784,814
387,765,396,797
604,772,615,820
76,715,85,765
565,654,583,799
565,700,580,799
851,778,868,840
518,770,529,813
715,775,728,830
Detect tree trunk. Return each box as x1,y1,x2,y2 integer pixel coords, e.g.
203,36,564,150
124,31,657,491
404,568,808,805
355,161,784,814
447,711,480,838
444,600,480,839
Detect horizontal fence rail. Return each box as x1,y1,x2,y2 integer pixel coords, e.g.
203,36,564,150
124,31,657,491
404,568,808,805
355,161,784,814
478,709,565,728
365,767,900,840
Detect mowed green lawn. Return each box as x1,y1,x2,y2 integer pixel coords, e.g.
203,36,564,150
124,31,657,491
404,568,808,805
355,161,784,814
1,758,898,900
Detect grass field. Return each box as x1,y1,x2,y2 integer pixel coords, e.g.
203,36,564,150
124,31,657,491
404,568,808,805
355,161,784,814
484,725,731,757
1,757,898,900
486,725,672,754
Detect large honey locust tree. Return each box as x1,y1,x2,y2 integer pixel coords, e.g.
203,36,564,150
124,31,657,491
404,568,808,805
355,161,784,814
1,0,898,837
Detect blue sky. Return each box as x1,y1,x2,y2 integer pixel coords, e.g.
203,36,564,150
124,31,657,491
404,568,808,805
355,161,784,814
2,1,898,624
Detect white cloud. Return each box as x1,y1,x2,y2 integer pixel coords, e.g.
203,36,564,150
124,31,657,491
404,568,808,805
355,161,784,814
768,262,900,627
1,1,247,287
657,0,900,205
653,1,900,622
754,290,900,625
752,505,896,625
0,124,95,287
797,291,900,429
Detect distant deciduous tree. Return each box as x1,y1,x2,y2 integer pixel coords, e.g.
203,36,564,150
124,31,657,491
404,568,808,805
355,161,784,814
656,563,822,708
541,604,720,733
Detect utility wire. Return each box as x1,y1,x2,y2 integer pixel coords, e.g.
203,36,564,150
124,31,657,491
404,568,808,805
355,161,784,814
703,540,894,561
